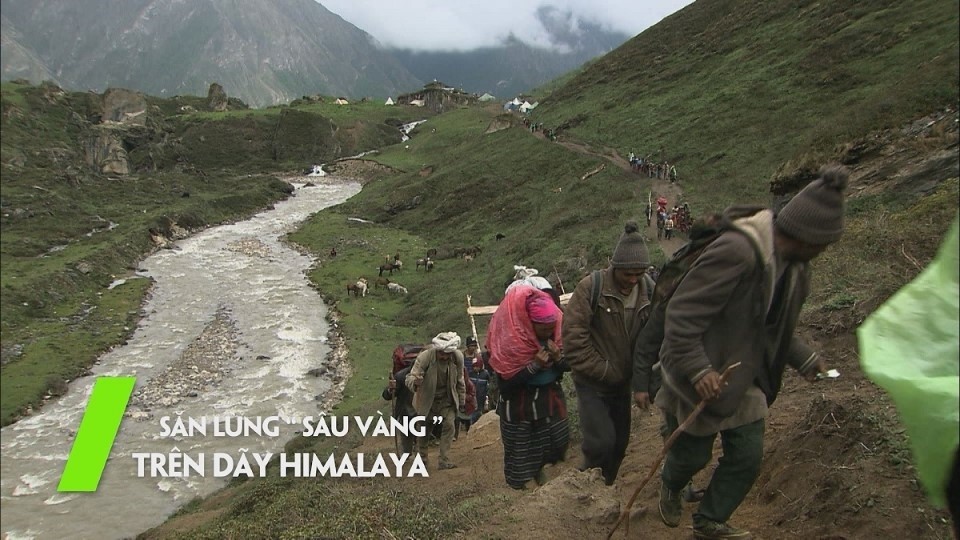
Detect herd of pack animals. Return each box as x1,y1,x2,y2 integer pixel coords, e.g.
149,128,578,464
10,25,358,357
344,242,493,299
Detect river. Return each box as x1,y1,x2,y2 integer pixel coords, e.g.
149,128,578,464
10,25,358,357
0,179,361,540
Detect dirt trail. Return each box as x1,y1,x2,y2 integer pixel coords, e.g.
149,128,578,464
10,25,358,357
348,333,948,539
530,128,686,256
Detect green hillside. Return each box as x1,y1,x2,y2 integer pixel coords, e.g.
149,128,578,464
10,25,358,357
0,82,431,425
532,0,958,204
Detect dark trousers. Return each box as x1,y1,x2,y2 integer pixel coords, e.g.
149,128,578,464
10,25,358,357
661,413,765,524
575,383,631,485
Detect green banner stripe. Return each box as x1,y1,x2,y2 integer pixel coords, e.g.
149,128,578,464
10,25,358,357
58,376,136,492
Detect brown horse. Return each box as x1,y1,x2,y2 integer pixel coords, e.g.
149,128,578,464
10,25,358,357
346,278,368,298
378,262,401,276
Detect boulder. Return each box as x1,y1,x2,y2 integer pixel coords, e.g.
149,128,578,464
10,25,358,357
101,88,147,125
207,83,228,112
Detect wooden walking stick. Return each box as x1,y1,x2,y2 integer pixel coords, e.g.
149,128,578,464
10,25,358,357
389,369,400,453
466,295,481,347
607,362,742,539
552,265,566,295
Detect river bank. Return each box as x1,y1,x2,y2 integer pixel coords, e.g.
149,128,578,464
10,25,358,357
1,178,363,540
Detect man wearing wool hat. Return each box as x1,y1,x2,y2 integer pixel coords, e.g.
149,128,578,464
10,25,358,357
653,166,845,540
407,331,467,470
563,221,655,485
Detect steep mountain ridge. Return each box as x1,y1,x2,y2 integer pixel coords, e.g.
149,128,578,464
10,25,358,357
0,0,629,106
0,0,423,107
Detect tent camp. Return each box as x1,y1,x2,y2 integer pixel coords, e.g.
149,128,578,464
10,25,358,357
478,93,497,102
334,98,349,105
384,97,395,105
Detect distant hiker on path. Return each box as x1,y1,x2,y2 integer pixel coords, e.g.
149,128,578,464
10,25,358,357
407,332,467,470
563,222,653,485
653,166,845,539
488,286,569,489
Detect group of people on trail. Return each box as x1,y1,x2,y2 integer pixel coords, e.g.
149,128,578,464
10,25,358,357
629,151,677,182
521,116,558,141
381,165,852,539
658,203,693,240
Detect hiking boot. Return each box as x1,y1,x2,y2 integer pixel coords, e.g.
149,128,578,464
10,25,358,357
658,483,682,528
692,518,752,539
682,481,705,502
438,461,457,470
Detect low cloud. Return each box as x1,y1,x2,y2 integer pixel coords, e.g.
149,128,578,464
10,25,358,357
318,0,694,52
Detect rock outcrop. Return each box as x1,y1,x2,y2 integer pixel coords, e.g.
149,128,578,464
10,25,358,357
207,83,228,112
101,88,147,125
83,131,130,174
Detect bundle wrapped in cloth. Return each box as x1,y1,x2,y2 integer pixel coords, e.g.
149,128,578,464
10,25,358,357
487,286,562,379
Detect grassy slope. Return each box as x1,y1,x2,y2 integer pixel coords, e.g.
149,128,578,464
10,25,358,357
533,0,958,204
143,0,959,537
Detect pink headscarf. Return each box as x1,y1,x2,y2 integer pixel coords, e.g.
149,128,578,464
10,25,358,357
526,293,560,323
487,286,563,379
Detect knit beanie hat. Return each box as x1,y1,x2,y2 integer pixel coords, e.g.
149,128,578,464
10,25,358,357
776,166,849,245
611,221,650,268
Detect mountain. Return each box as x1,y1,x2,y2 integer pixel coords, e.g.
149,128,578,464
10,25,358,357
390,7,629,98
0,0,423,107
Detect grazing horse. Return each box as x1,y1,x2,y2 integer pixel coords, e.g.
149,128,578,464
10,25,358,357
463,254,474,262
375,277,391,289
495,233,506,241
416,257,432,270
378,262,400,276
387,282,408,294
425,259,435,272
346,278,368,298
426,248,438,259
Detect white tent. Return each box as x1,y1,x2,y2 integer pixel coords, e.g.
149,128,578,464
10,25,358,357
519,101,534,113
385,97,395,105
335,98,349,105
409,99,426,107
478,93,496,102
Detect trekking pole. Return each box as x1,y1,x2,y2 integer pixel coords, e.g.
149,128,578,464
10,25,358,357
553,265,566,295
389,369,399,454
606,362,742,540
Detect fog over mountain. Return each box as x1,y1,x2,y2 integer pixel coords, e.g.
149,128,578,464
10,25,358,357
1,0,634,105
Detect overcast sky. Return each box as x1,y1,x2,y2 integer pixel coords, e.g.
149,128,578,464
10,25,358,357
318,1,695,52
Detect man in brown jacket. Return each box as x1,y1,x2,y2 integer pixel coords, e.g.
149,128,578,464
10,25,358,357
407,332,467,470
655,167,845,539
563,221,653,485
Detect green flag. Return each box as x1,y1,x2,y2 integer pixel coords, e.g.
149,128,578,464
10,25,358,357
858,215,959,506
